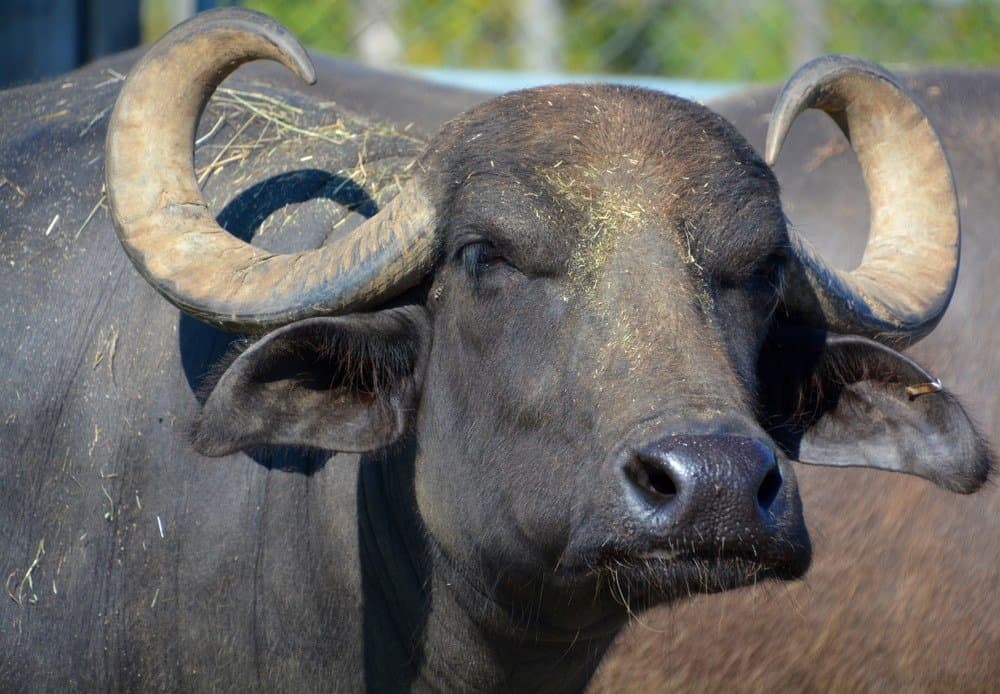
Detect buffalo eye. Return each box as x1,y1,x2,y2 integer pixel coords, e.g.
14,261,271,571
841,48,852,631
460,241,509,278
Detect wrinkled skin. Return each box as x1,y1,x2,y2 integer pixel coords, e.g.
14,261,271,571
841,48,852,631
0,49,995,693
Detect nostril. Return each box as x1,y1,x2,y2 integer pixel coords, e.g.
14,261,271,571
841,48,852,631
757,465,782,512
626,453,678,501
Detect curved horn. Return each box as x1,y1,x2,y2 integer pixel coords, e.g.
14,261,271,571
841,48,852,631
106,8,437,331
766,55,959,346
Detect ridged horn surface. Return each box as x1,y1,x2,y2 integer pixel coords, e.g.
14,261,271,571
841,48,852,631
766,55,959,346
106,8,436,331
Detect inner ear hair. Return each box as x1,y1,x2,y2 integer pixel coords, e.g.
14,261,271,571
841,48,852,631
757,325,992,493
192,306,430,456
757,327,941,431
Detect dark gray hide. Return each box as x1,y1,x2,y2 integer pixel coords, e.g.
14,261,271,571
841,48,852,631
0,52,483,690
0,47,995,694
593,69,999,691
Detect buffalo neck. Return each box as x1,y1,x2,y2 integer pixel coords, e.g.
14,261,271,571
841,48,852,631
355,446,621,692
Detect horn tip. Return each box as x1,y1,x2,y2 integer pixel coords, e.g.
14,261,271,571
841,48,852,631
764,114,790,168
764,138,779,167
303,61,318,86
292,54,317,86
191,7,318,86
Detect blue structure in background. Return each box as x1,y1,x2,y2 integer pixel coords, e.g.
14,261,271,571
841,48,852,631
1,1,139,88
0,1,743,102
0,0,233,88
409,67,741,104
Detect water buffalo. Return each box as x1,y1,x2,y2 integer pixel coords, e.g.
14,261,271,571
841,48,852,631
1,9,994,691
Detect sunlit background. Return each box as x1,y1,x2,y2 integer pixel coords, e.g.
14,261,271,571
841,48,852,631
232,0,999,79
2,1,998,89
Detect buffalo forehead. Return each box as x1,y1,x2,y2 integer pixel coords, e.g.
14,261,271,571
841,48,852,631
423,84,781,393
430,83,785,280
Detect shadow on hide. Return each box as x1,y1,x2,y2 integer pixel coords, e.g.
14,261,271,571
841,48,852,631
178,169,378,473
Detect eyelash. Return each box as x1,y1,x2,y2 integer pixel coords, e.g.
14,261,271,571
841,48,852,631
715,252,786,295
460,241,507,278
753,252,785,282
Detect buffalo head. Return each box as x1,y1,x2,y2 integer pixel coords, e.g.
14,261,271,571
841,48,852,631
105,8,990,638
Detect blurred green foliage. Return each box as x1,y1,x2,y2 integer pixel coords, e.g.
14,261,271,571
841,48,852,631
234,0,997,80
826,0,999,67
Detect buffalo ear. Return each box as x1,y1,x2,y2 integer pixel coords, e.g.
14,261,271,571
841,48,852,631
193,306,430,457
758,328,992,493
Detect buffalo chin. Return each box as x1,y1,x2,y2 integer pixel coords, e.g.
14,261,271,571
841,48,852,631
557,535,812,611
589,554,811,612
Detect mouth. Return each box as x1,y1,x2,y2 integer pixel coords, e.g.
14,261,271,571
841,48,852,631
558,539,811,607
